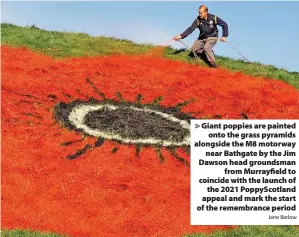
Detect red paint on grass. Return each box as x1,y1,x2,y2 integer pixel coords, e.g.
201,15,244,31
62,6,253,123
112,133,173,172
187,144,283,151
2,45,299,237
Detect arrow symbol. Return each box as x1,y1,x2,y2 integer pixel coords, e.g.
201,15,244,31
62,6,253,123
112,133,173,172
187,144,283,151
195,124,200,129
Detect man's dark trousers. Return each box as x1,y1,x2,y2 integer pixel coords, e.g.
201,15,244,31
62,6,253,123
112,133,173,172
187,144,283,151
191,37,218,67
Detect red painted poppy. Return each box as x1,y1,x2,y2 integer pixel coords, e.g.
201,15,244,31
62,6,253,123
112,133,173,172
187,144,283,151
2,45,299,237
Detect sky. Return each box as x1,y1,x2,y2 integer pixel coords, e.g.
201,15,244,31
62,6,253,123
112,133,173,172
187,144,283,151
1,1,299,72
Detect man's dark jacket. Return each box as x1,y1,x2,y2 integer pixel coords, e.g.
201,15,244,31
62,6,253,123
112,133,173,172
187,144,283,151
180,13,228,40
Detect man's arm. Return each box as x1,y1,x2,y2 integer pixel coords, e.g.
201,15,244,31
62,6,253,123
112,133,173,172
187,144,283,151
216,16,229,38
180,19,198,39
173,19,198,40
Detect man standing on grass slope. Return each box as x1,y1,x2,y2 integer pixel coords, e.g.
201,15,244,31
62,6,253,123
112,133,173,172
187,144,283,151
173,5,229,68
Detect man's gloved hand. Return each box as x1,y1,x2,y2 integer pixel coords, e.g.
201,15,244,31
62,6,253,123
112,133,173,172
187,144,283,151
173,35,182,41
220,37,227,42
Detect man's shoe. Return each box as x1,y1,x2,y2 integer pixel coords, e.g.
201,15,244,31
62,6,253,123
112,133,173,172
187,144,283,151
210,64,217,68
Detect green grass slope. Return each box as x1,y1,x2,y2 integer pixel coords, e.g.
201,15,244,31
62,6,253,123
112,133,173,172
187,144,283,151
1,229,67,237
1,23,299,88
2,226,299,237
184,225,299,237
